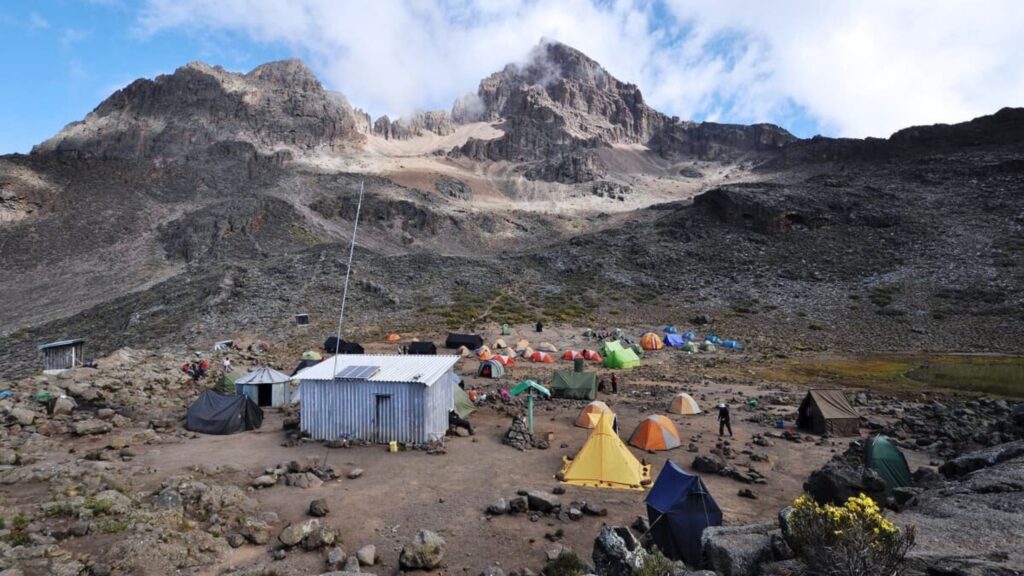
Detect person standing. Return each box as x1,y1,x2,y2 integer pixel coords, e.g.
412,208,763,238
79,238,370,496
717,403,733,437
611,373,619,394
222,356,232,374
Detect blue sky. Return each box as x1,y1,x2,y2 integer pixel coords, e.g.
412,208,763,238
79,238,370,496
2,0,1021,154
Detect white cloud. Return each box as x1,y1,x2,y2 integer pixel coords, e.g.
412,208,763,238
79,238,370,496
28,12,50,30
136,0,1024,138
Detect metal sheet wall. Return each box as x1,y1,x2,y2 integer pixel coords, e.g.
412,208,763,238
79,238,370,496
300,379,427,443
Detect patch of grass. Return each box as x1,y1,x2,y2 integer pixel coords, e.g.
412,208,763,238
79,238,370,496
285,223,320,246
99,520,129,534
84,496,112,515
633,548,677,576
758,355,1024,398
545,550,586,576
869,284,900,308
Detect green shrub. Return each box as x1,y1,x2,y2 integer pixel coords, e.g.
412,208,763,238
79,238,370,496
633,548,677,576
789,493,915,576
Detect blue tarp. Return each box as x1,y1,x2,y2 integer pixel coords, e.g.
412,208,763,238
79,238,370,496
664,333,687,347
705,335,723,345
681,331,696,341
646,461,722,565
722,339,743,350
664,325,678,334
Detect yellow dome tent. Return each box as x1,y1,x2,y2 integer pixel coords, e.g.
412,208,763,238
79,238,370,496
668,392,701,415
559,413,651,491
575,400,613,428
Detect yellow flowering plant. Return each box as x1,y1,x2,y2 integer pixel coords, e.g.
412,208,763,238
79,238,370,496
789,493,915,576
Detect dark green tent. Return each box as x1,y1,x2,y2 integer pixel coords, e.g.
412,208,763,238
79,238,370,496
550,370,597,401
864,435,912,494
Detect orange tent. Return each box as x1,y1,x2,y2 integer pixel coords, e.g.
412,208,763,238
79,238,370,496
529,351,554,363
479,350,494,361
386,333,401,342
582,349,602,362
640,332,664,351
575,400,614,428
562,350,584,360
628,415,681,451
493,354,516,367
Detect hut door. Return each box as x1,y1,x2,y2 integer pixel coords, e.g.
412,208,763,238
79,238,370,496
374,394,393,444
258,385,273,407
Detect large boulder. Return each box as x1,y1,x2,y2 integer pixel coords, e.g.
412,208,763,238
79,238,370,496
701,523,776,576
10,407,36,426
692,455,725,474
938,439,1024,478
279,519,319,547
522,489,561,513
803,459,886,505
73,419,112,436
399,529,446,570
592,526,648,576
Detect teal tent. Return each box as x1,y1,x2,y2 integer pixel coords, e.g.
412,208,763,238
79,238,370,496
865,435,912,495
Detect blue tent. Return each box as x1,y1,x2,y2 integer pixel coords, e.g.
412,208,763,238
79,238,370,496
705,335,723,345
681,331,696,341
664,333,687,347
664,325,679,334
722,339,743,350
645,461,722,565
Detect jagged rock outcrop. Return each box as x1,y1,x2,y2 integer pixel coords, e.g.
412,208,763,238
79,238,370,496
453,39,794,182
33,59,365,159
373,111,456,139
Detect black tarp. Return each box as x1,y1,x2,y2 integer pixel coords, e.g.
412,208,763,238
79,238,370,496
323,336,365,354
407,342,438,355
186,390,263,435
291,358,320,376
445,333,483,350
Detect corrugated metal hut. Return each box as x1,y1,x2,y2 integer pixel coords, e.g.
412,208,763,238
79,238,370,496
234,367,292,407
297,355,460,444
38,339,85,373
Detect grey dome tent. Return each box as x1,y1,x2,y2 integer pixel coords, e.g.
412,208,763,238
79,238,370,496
797,390,860,436
186,390,263,434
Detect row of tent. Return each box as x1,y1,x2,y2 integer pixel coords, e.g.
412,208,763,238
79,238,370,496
639,331,743,352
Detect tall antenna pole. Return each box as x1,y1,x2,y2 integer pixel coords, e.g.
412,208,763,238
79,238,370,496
331,180,365,377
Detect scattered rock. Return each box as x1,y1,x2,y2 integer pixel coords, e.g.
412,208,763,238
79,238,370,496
348,468,363,479
523,489,561,513
592,526,647,576
252,475,277,489
399,529,446,570
73,419,112,436
309,498,330,517
326,546,346,569
738,488,758,499
279,519,319,547
356,544,376,566
486,497,508,515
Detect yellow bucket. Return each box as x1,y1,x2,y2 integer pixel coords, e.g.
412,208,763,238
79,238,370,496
389,440,398,453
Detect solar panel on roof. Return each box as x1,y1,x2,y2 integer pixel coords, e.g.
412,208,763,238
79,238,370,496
335,365,380,380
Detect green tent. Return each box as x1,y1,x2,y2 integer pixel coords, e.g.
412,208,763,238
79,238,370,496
600,340,624,357
215,371,242,395
630,344,645,358
550,370,598,400
865,435,912,495
683,342,699,353
453,385,476,419
699,342,716,352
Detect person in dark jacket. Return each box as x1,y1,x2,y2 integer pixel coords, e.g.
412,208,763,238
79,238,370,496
448,411,474,435
611,373,619,394
718,403,733,437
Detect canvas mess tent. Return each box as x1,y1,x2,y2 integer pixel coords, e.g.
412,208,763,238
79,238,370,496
575,400,614,428
640,332,664,350
559,413,651,491
186,390,263,434
646,461,722,564
478,359,505,378
446,333,484,350
234,367,292,407
407,341,438,355
797,390,861,436
323,336,364,354
600,340,640,369
549,370,597,401
629,415,681,451
669,392,701,415
664,334,687,347
864,435,912,494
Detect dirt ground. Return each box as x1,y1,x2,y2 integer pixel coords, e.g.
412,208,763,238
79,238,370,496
117,342,931,575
